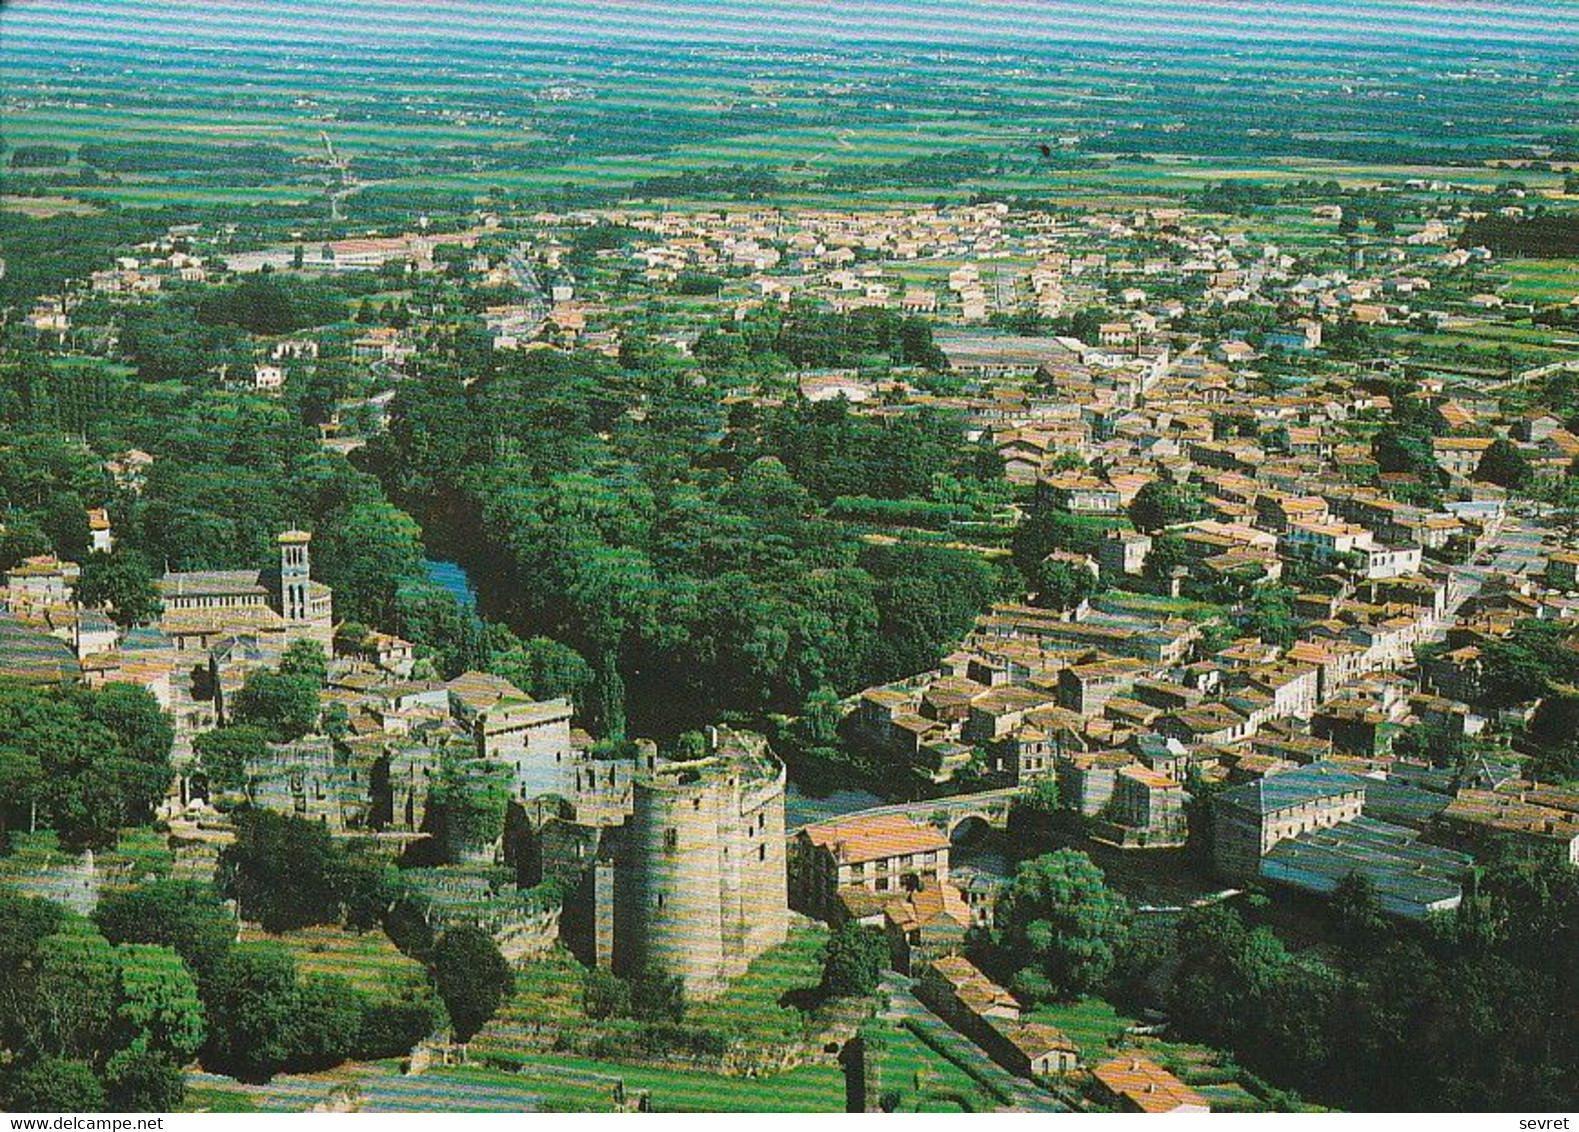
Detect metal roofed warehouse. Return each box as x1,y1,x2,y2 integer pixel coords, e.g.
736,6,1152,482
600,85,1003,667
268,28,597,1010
1261,815,1472,919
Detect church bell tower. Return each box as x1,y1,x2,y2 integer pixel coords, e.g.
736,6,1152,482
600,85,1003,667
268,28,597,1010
278,530,312,621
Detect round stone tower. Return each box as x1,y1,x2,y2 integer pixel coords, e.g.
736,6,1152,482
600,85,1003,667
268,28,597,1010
615,764,728,998
611,730,789,1001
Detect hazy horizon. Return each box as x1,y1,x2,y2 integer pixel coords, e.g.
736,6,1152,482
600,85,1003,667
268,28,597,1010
4,0,1577,54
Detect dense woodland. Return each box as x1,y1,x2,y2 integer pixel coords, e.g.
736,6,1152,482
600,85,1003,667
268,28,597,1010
1460,210,1579,258
0,846,508,1107
361,321,1007,740
0,276,1011,744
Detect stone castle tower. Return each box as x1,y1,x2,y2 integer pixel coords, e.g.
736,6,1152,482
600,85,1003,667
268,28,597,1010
611,729,788,1000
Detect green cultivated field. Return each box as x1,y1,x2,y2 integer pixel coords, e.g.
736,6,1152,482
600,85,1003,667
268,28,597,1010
186,1049,845,1113
487,1055,847,1112
686,922,827,1047
1501,260,1579,303
473,924,828,1064
4,40,1573,218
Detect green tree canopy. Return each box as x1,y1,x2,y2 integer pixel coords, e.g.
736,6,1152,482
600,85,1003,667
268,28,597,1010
1030,557,1097,613
992,849,1129,1001
278,639,328,686
28,921,121,1060
487,635,594,711
114,943,207,1061
5,1056,106,1112
75,551,163,629
193,725,271,794
1128,479,1202,533
0,680,173,849
104,1048,185,1112
430,926,513,1042
230,668,319,742
628,964,686,1023
1480,619,1579,709
94,879,237,986
1475,438,1533,490
819,922,888,999
290,975,366,1072
200,942,301,1083
218,809,357,933
1330,871,1390,948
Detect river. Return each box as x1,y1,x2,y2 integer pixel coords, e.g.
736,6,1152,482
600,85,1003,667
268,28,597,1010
423,558,477,609
783,784,886,829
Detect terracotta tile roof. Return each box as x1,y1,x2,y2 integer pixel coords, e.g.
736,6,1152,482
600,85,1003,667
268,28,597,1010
1093,1057,1210,1113
446,670,527,711
993,1019,1078,1059
883,881,972,932
927,955,1020,1014
1119,764,1179,790
803,813,950,864
0,612,82,683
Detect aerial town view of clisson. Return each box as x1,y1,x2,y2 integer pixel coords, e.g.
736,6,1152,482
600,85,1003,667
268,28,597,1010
0,0,1575,1119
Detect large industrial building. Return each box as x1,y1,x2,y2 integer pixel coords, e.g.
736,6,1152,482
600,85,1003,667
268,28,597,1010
1213,762,1471,919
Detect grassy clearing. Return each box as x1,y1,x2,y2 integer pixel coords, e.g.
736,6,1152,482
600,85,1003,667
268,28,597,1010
185,1050,845,1113
474,925,828,1064
48,356,138,378
867,1020,992,1112
1,194,101,217
181,1084,260,1113
499,1053,847,1112
236,924,428,995
74,184,322,207
465,926,838,1110
1025,996,1136,1061
466,945,584,1062
0,828,172,907
1099,592,1229,623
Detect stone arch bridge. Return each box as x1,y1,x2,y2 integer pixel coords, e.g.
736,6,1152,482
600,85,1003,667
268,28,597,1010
793,787,1023,838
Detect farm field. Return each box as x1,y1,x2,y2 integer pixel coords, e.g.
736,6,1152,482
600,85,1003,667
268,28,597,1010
186,1053,846,1113
1500,259,1579,304
0,194,102,216
5,36,1575,221
184,1062,555,1113
178,925,844,1114
866,1021,995,1113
